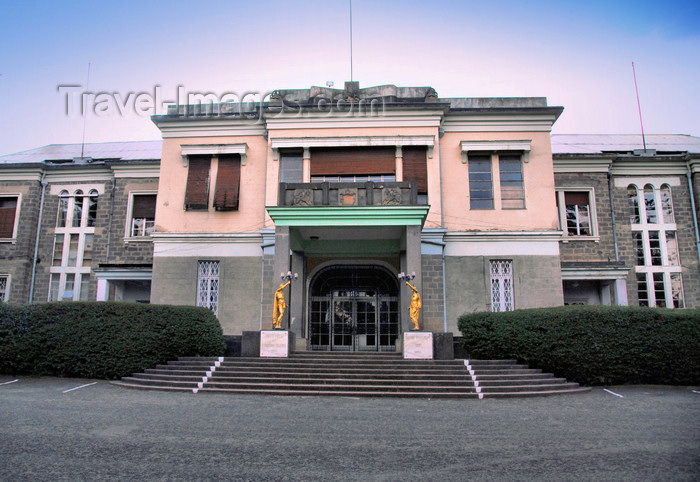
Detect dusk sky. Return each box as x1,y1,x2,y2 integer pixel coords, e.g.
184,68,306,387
1,0,698,156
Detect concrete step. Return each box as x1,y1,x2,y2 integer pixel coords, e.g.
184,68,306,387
116,354,590,399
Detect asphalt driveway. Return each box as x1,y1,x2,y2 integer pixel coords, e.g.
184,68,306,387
1,376,698,481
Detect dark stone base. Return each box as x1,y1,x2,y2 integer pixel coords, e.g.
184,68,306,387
241,331,261,357
224,335,242,357
432,332,454,360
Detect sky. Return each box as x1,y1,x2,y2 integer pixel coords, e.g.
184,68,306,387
1,0,699,156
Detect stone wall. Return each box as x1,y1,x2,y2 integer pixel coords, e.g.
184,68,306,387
555,172,618,263
152,256,263,335
0,180,42,302
420,254,444,332
444,255,563,334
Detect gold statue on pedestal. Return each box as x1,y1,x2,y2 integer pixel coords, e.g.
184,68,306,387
405,281,422,331
272,280,291,329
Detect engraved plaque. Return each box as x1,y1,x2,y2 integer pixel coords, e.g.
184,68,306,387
403,332,433,359
260,330,290,357
338,188,358,206
293,189,313,206
382,187,401,205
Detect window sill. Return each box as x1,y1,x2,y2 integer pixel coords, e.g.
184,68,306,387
124,236,154,244
0,238,17,244
561,235,600,243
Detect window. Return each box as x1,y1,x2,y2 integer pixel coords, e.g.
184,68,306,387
310,174,396,183
629,183,684,308
128,193,157,237
556,190,597,238
197,261,219,316
0,195,19,239
402,146,428,202
499,155,525,209
279,151,303,183
213,154,241,211
0,275,8,302
184,153,242,211
468,155,493,209
490,260,514,312
49,189,97,301
184,155,211,210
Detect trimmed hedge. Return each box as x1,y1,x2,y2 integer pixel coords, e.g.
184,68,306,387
0,302,226,379
458,306,700,386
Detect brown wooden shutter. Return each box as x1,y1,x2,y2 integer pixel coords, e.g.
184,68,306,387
0,198,17,238
184,155,211,210
402,146,428,194
213,154,241,211
310,147,395,176
132,194,157,219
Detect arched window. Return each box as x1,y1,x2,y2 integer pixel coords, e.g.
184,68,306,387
57,190,69,227
660,184,674,224
72,189,84,227
644,184,657,224
87,189,98,227
627,185,639,224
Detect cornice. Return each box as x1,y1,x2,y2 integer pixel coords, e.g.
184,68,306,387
441,114,558,133
0,168,44,181
150,232,264,243
111,163,160,179
445,230,564,243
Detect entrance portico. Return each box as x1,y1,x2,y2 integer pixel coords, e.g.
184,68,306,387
266,204,429,351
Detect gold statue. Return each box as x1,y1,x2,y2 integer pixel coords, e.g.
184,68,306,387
405,281,422,330
272,280,291,329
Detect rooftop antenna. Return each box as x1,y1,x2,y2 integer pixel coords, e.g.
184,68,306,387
349,0,353,81
632,61,647,152
80,62,91,159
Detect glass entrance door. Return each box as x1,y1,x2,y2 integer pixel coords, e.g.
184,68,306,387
332,294,378,351
308,265,400,352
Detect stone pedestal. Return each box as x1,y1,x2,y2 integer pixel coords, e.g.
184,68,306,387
260,330,295,358
432,332,454,360
403,331,433,360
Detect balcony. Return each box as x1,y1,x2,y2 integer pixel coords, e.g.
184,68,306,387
278,181,422,207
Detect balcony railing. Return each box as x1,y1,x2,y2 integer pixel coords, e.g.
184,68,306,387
278,181,421,207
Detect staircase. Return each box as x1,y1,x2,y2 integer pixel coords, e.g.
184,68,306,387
113,352,589,398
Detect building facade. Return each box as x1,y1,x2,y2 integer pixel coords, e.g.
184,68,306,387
2,83,699,353
0,142,160,305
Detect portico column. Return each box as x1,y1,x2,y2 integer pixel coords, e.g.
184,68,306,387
395,145,403,181
401,225,423,331
273,226,291,329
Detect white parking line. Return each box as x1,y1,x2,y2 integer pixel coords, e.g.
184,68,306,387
604,388,624,398
62,382,98,393
692,390,700,394
0,379,19,386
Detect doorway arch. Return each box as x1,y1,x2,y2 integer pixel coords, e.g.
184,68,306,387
308,264,400,351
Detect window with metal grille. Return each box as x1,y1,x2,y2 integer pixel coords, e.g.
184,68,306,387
490,260,514,312
197,261,219,316
0,275,8,302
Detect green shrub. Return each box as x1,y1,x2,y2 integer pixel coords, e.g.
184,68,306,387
457,306,700,386
0,302,226,379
